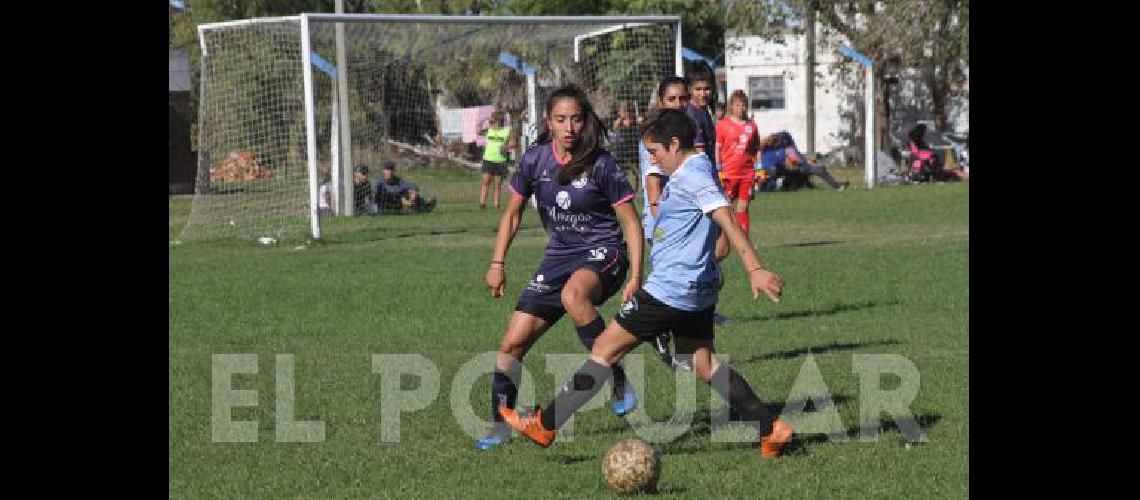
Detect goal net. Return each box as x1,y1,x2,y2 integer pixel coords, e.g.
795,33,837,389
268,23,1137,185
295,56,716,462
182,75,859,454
180,14,681,242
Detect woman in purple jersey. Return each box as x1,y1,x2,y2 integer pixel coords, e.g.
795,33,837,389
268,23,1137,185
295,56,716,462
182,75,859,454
476,85,645,450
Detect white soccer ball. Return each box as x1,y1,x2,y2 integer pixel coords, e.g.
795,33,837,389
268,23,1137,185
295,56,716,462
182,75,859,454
601,438,661,494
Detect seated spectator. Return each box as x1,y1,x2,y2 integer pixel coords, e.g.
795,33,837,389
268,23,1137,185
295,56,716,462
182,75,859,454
757,131,849,191
908,124,971,182
375,160,437,214
353,165,377,215
907,124,944,183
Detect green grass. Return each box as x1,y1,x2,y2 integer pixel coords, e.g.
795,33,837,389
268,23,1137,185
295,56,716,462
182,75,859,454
169,180,968,498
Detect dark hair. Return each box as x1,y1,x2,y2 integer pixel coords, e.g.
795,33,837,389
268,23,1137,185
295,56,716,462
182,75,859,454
657,76,690,101
777,131,795,148
685,60,714,84
535,84,609,185
728,89,750,121
760,131,795,151
908,124,928,146
641,109,696,151
382,160,396,171
684,60,718,108
355,164,369,175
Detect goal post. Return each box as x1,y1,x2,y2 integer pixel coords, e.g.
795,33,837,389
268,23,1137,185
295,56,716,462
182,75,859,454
182,14,682,242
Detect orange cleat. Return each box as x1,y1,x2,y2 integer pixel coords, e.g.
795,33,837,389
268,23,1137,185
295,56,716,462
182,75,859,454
498,406,556,448
760,419,794,459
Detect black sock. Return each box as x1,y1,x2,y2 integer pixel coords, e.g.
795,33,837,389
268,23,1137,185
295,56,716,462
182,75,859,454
541,359,612,431
574,316,605,350
575,317,628,395
611,363,628,397
709,364,775,436
491,366,520,423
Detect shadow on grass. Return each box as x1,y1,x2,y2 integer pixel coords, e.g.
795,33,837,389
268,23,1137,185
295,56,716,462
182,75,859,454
657,407,941,459
773,239,845,248
573,394,939,460
545,453,595,465
655,485,690,495
316,227,470,245
736,339,902,365
578,394,856,438
650,395,852,456
782,413,943,457
723,300,900,325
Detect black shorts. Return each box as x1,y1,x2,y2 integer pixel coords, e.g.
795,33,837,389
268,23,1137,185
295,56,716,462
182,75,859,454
614,289,715,346
515,245,629,322
481,160,507,176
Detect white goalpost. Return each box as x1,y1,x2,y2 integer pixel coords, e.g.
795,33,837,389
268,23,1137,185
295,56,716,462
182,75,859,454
181,14,682,242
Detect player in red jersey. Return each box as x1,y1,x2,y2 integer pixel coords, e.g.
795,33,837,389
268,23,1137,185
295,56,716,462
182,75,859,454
715,89,762,233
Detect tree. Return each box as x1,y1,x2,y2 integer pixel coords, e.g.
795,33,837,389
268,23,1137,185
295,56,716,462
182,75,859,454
490,0,734,63
812,0,969,130
720,0,967,147
179,1,869,158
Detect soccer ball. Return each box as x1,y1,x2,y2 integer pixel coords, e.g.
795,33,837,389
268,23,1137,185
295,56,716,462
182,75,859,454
601,438,660,494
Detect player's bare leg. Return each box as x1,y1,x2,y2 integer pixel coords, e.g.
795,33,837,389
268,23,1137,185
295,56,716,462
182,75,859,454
480,173,492,209
492,174,503,208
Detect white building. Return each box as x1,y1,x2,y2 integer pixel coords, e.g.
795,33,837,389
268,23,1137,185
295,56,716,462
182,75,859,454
725,29,854,155
725,29,968,157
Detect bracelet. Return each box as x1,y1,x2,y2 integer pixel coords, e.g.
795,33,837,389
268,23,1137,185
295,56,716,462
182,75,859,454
491,260,505,265
650,203,659,206
748,266,764,273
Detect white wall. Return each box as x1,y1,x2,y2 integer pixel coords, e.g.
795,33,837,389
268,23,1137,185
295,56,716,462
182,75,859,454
727,29,971,158
725,29,857,154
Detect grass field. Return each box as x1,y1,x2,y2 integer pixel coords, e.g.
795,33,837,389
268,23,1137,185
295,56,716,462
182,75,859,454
169,175,968,498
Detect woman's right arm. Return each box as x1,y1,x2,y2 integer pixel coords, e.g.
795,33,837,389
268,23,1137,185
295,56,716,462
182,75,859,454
645,174,663,218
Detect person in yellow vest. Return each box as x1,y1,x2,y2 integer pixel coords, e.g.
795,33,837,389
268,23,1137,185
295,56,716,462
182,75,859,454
479,111,515,209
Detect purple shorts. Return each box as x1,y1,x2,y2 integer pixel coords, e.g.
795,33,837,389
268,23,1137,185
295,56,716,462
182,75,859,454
516,245,629,309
